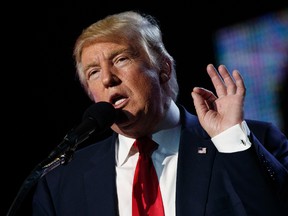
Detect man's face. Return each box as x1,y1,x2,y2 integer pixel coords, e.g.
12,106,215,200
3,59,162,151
80,41,168,138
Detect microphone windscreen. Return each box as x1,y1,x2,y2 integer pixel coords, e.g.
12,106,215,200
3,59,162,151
82,101,118,129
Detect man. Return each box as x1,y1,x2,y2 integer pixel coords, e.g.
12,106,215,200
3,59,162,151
32,11,288,216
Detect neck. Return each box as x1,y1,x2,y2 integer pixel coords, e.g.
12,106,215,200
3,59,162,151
153,100,180,132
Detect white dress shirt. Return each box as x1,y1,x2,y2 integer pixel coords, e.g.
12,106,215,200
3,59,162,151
116,101,251,216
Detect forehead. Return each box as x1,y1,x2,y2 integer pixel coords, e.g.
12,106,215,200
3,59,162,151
81,41,128,60
81,37,145,62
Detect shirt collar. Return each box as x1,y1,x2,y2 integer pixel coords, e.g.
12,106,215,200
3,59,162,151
117,100,181,166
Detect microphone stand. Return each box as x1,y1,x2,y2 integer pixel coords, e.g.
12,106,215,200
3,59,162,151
6,102,117,216
6,135,83,216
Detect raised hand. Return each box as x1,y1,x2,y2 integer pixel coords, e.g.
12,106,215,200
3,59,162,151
191,64,246,137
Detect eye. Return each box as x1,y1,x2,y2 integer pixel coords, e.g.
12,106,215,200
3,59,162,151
117,56,128,62
114,56,130,67
87,69,100,80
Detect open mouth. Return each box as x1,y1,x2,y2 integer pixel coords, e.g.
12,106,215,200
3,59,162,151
110,94,128,108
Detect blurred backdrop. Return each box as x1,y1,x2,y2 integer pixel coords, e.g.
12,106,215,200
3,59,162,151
2,2,288,215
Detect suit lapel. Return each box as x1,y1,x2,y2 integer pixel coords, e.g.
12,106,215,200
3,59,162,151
83,134,119,216
176,106,216,215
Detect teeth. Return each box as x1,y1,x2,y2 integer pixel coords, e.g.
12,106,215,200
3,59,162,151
115,98,126,106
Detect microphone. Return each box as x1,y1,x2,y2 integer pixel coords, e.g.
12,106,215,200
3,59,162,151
65,101,118,144
47,101,118,161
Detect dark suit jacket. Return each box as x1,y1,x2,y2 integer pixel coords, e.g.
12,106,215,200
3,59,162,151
32,105,288,216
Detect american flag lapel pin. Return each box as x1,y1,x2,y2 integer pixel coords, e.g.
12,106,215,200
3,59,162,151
198,147,207,154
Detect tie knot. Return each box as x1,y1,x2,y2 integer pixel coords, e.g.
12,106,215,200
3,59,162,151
134,136,158,156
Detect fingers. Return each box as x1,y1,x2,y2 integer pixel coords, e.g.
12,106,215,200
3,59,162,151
192,87,217,104
191,87,217,117
206,64,245,97
232,69,246,96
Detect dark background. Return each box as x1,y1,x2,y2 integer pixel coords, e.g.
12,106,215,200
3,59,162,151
3,3,288,215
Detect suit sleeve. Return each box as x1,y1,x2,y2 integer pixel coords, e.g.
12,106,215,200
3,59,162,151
249,122,288,206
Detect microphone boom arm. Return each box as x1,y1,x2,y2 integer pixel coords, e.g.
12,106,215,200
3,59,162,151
6,101,118,216
6,134,88,216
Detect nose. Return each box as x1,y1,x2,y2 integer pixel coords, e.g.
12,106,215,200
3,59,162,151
101,64,120,88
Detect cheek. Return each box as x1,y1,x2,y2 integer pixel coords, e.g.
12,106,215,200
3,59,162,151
133,78,161,103
87,83,103,101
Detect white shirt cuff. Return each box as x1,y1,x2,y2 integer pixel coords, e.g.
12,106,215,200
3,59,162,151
211,121,251,153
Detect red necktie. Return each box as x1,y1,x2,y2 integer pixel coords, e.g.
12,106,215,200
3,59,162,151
132,136,165,216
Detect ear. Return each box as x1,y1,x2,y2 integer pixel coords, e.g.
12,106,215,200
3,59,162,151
160,73,169,83
160,62,171,83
